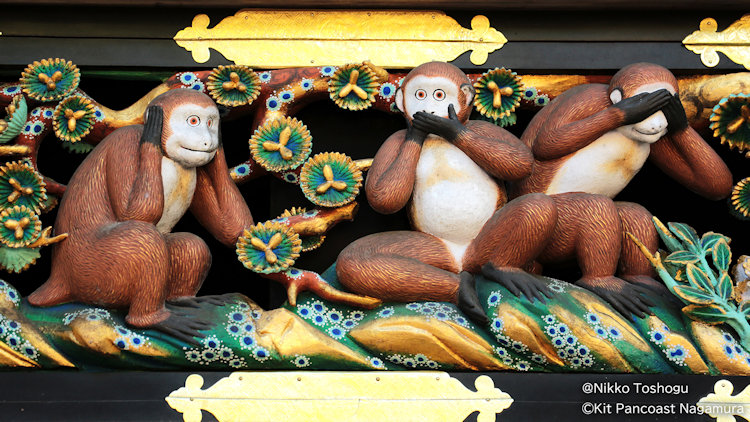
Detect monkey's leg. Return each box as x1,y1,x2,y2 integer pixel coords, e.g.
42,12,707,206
616,202,675,300
543,194,655,318
162,232,232,308
463,193,558,303
336,231,461,303
28,250,73,306
81,222,210,344
166,233,211,297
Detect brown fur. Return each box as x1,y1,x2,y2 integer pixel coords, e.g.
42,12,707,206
337,62,556,303
399,62,473,123
510,63,732,299
29,90,253,328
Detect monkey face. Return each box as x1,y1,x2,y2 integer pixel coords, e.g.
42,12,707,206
163,103,220,167
611,82,675,144
396,75,473,122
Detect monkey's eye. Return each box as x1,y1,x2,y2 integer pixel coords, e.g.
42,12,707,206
187,115,201,126
415,89,427,100
207,118,213,128
433,89,445,101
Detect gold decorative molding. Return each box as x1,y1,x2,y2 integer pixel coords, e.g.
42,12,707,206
166,371,513,422
174,10,506,68
683,16,750,70
697,380,750,421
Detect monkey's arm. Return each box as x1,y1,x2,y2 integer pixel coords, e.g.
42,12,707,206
532,88,672,160
533,97,626,160
457,120,533,180
365,129,422,214
109,107,165,223
649,127,732,200
190,146,254,246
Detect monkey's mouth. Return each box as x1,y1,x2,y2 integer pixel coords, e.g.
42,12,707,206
634,128,663,136
181,146,216,153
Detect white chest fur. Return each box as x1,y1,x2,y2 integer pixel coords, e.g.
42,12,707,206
546,130,651,198
410,135,500,265
156,157,197,234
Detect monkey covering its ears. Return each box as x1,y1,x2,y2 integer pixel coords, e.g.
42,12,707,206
29,89,253,344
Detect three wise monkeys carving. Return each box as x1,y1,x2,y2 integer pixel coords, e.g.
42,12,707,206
336,61,732,323
26,62,733,337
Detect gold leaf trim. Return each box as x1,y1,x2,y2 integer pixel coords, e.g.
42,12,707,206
697,379,750,420
166,372,513,422
174,10,506,68
683,16,750,70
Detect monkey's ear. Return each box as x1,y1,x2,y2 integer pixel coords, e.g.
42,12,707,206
610,88,623,104
395,88,405,113
461,83,474,107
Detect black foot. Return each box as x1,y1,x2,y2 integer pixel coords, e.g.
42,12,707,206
577,276,656,319
150,313,212,346
457,271,489,325
481,263,552,304
167,294,235,309
621,275,682,308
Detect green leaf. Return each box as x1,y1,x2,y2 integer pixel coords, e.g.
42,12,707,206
683,304,728,325
718,272,734,301
664,250,700,266
653,217,683,252
0,246,40,273
713,239,732,273
668,222,700,249
685,263,714,292
742,301,750,317
701,232,731,253
663,259,681,280
61,140,94,154
673,285,715,304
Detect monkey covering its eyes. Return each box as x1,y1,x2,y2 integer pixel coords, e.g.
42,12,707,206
509,62,732,317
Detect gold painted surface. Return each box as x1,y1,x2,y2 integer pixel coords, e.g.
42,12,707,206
63,318,169,358
0,339,37,367
697,380,750,421
166,371,513,422
0,146,31,156
254,307,371,366
0,293,74,368
349,316,507,370
683,16,750,70
174,10,506,68
495,303,565,367
98,83,170,127
690,321,750,375
645,316,709,374
679,73,750,122
549,302,632,372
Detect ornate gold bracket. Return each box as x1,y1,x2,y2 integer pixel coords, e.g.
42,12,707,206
174,10,506,68
683,16,750,70
697,380,750,421
166,371,513,422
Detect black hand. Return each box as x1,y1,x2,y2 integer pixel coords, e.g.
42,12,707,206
406,122,427,145
141,105,163,149
411,104,465,141
612,89,672,125
662,93,688,133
